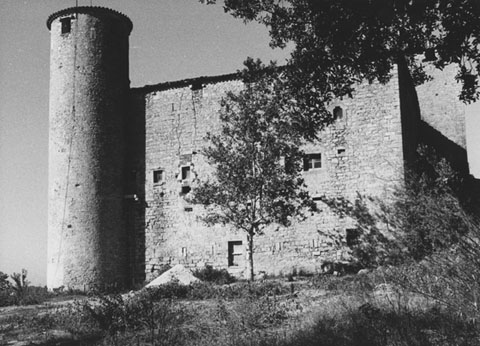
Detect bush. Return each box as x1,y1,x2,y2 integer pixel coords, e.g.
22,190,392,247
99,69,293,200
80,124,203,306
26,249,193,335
193,265,236,284
277,305,480,346
144,281,191,300
76,290,194,346
0,269,52,306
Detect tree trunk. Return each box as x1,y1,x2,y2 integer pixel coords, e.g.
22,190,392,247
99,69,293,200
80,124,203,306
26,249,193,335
247,230,254,281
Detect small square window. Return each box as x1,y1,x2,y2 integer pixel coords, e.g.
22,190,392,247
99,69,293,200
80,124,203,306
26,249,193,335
153,170,164,184
60,17,72,34
303,154,322,171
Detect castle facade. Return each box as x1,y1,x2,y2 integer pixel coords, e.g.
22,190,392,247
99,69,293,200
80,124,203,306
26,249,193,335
46,7,469,289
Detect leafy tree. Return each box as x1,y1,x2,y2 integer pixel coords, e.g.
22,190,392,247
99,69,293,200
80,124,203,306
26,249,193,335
191,59,316,280
11,268,29,305
0,271,10,291
202,0,480,133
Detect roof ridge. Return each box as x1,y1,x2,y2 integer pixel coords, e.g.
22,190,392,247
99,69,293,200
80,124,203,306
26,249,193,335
132,71,242,93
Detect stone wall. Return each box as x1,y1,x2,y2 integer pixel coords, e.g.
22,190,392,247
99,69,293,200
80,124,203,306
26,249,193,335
129,66,408,281
416,64,466,149
415,63,469,173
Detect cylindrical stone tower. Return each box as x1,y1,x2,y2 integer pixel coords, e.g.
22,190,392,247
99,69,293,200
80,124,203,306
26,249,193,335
46,7,132,290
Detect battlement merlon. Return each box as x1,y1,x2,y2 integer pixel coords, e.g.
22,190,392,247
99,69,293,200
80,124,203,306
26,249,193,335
46,6,133,34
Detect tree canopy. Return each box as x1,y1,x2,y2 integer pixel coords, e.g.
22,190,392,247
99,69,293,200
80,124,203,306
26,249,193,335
191,60,316,280
202,0,480,125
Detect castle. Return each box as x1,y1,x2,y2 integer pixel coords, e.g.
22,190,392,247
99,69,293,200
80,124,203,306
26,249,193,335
46,6,470,290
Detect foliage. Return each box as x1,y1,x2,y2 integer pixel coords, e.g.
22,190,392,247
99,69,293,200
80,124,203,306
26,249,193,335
0,271,9,290
320,193,398,269
140,280,291,301
202,0,480,127
0,269,52,306
193,265,236,284
320,146,478,268
142,282,191,300
191,59,316,280
278,304,480,346
10,269,29,305
321,146,480,321
388,147,473,259
3,275,480,346
77,291,189,346
0,271,12,306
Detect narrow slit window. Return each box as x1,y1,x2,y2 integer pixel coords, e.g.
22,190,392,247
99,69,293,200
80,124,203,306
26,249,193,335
60,17,72,34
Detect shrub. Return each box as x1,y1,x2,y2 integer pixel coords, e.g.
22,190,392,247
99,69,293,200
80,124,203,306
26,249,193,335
193,265,236,284
144,281,191,300
77,290,192,346
0,269,52,306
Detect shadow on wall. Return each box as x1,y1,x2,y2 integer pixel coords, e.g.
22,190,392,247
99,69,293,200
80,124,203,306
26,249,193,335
125,92,146,287
420,120,469,175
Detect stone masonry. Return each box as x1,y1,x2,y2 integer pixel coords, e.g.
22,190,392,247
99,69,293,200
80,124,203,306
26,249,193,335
47,7,132,290
127,60,467,282
47,6,470,288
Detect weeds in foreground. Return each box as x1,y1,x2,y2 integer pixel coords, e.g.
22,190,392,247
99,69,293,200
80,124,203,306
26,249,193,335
2,275,480,346
43,277,478,346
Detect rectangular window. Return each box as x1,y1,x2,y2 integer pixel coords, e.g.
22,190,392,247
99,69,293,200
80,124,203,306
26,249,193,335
346,228,360,247
181,166,191,180
60,17,72,34
181,186,191,194
153,169,164,184
228,241,243,267
303,153,322,171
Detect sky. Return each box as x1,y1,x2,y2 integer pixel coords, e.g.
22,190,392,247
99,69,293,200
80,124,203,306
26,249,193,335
0,0,479,286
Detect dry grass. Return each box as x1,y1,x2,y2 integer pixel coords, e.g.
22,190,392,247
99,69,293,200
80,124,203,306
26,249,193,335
0,275,479,346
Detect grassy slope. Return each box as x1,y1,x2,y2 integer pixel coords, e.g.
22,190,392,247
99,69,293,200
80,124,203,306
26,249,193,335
1,275,479,346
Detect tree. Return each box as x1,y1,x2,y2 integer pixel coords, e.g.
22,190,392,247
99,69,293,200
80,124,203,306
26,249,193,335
10,269,29,305
191,59,316,280
0,271,10,291
202,0,480,133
